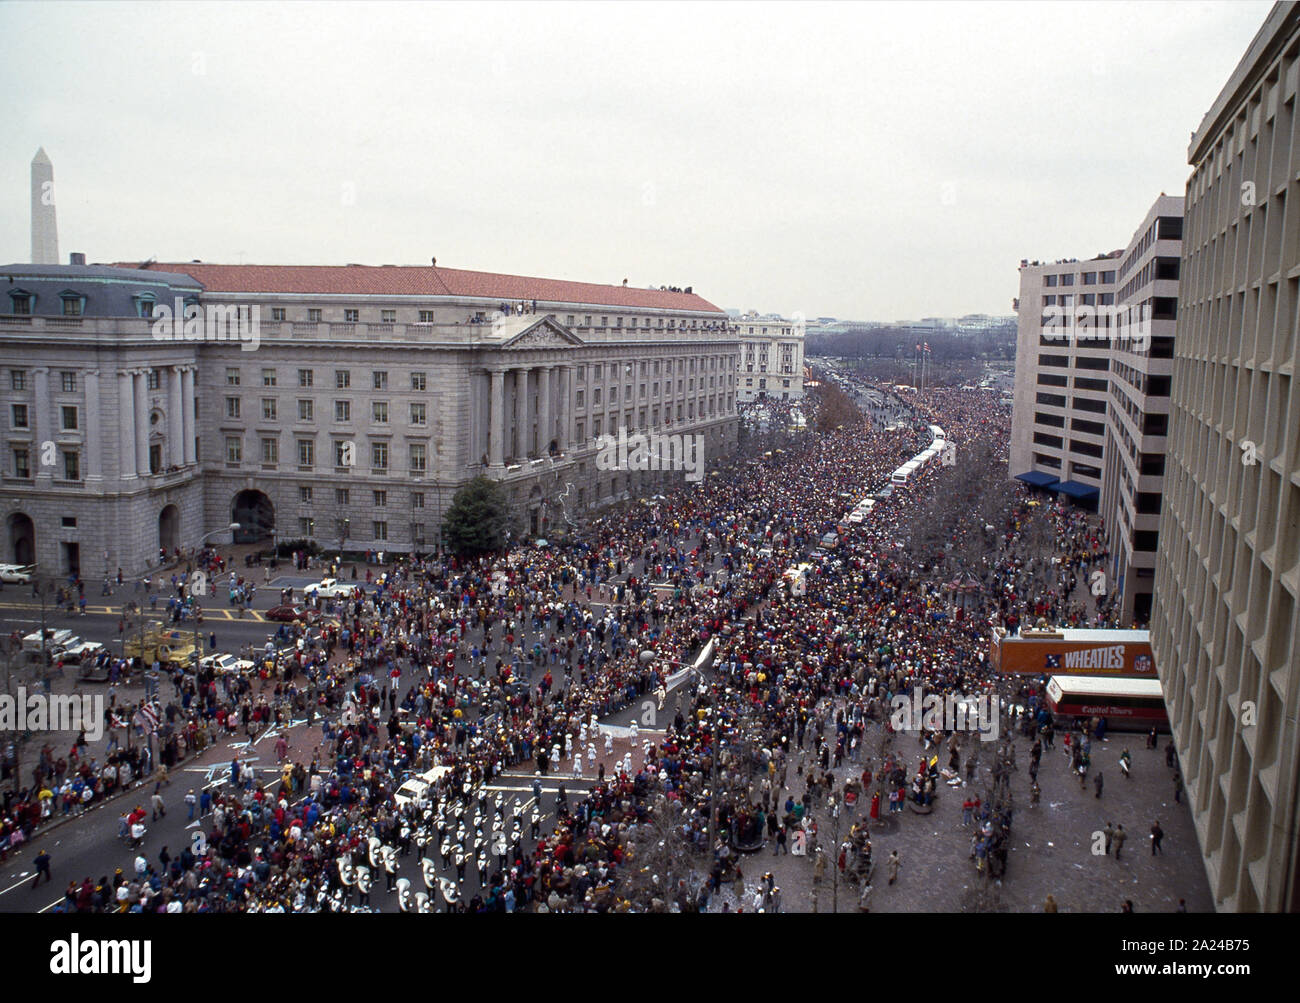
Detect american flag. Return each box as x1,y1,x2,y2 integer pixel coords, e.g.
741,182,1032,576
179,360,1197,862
1045,653,1061,669
133,701,161,734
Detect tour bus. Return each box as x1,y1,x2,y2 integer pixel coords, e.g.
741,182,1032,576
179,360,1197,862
1045,674,1168,731
990,626,1155,677
891,461,920,485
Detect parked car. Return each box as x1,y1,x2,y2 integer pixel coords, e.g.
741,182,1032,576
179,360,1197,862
266,605,318,623
0,564,35,584
200,652,256,675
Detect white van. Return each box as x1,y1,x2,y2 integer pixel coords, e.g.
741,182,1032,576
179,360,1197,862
395,766,453,808
23,628,76,655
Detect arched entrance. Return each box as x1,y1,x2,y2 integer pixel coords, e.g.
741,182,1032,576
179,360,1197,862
231,489,275,544
159,505,180,554
7,512,35,565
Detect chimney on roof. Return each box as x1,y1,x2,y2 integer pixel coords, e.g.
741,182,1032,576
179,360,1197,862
622,278,627,287
69,252,85,266
431,257,437,267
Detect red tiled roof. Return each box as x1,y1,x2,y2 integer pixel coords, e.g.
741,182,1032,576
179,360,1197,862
126,262,723,313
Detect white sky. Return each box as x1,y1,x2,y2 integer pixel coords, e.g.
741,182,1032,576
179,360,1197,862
0,0,1276,321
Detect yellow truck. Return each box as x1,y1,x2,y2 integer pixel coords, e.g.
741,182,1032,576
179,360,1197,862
123,621,199,666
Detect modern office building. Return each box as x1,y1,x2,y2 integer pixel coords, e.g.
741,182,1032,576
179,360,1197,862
1,258,740,577
1100,194,1184,626
1151,0,1300,911
734,313,805,401
1009,252,1122,507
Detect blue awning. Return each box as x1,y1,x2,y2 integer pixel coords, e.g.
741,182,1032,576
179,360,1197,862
1015,470,1060,487
1053,479,1099,498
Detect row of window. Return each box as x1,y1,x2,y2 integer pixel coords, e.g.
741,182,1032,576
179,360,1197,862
1043,269,1116,288
578,358,730,381
297,485,431,507
222,398,431,425
10,404,82,430
226,368,426,391
10,369,81,392
11,447,79,480
9,369,171,393
576,376,728,407
1030,432,1104,458
6,290,186,318
224,438,429,472
1041,293,1117,308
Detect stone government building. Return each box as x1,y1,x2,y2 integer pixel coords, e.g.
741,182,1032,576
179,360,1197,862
2,258,741,578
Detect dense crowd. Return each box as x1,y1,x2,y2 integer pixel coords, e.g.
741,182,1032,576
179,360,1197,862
7,379,1123,911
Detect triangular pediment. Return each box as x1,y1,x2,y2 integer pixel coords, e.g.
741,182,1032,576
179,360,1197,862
490,315,583,348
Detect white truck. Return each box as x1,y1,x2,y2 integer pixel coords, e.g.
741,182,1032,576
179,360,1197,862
303,578,358,600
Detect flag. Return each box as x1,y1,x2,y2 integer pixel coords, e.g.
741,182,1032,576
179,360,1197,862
134,701,160,734
923,342,931,352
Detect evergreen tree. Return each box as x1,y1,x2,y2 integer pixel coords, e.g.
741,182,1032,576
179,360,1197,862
442,476,509,557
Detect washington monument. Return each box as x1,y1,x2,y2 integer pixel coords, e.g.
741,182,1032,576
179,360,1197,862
31,147,59,265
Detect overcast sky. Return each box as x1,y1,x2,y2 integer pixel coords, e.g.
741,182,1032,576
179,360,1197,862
1,0,1276,321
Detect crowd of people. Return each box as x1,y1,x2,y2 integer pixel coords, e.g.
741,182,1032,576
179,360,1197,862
6,377,1135,912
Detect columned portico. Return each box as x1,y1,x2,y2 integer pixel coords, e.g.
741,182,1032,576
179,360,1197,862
84,370,102,481
538,365,553,454
181,366,196,464
168,366,184,467
118,370,137,480
133,369,150,477
514,367,530,460
488,368,506,469
562,364,575,451
32,367,50,482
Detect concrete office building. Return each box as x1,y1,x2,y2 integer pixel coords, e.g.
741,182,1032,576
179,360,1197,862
2,259,740,577
1150,1,1300,911
1009,253,1121,505
1100,194,1184,626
